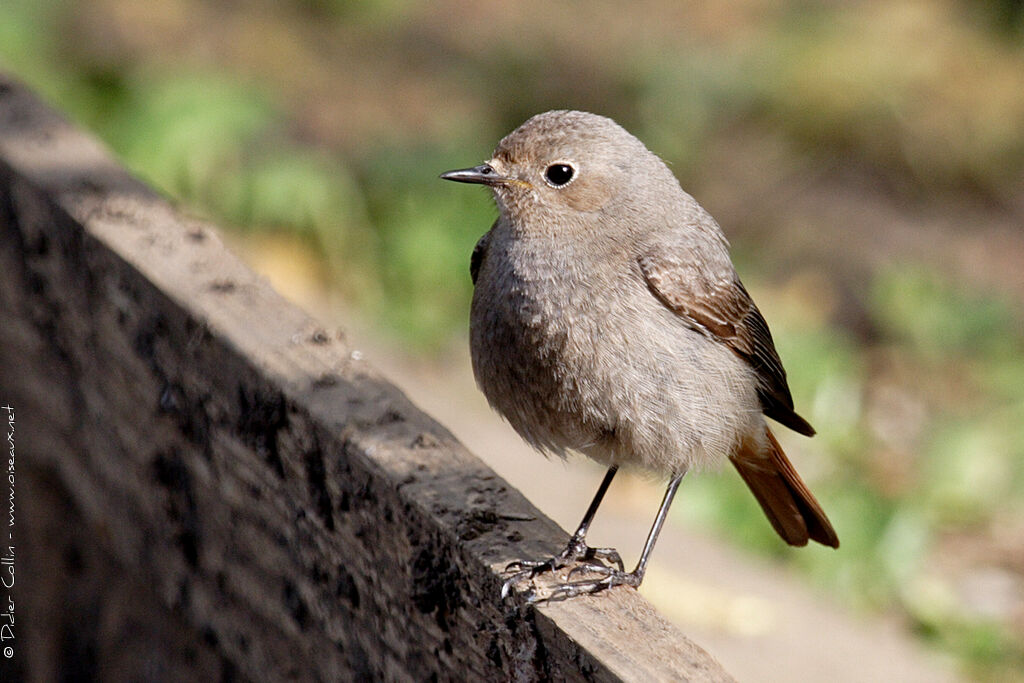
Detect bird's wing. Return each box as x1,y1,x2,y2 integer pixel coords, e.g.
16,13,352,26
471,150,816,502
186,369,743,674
470,227,492,285
637,250,815,436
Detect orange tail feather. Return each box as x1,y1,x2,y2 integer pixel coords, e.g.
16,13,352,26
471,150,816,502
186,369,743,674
730,429,839,548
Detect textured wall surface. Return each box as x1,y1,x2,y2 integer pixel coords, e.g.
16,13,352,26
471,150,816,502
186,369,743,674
0,73,730,682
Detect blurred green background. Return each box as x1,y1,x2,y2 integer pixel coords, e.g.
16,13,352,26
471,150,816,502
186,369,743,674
3,0,1023,678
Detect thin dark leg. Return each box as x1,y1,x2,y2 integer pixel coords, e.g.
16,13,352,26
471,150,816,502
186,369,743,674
501,466,622,598
549,469,687,601
566,464,618,548
630,470,684,582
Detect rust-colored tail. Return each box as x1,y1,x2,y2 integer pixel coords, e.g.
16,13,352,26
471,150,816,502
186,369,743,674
730,429,839,548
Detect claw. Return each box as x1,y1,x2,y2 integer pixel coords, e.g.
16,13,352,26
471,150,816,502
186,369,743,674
566,562,615,581
501,566,537,599
500,575,518,599
543,569,642,602
505,557,555,574
583,546,625,572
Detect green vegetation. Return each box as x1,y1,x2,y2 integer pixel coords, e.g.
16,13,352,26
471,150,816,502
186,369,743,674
3,0,1023,677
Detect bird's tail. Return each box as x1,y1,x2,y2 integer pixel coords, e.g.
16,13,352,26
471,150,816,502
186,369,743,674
730,428,839,548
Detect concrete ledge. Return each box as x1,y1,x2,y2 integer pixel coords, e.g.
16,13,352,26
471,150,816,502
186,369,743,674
0,73,731,682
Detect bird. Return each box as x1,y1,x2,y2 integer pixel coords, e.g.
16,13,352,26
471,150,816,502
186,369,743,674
441,110,838,601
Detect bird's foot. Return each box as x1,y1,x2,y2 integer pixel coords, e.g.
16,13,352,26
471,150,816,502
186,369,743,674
543,565,642,602
501,538,625,601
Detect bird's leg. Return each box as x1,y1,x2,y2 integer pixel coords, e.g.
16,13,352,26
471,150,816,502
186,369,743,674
502,466,622,598
546,470,686,602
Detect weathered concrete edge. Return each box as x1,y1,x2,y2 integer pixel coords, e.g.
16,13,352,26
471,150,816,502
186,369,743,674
0,73,732,682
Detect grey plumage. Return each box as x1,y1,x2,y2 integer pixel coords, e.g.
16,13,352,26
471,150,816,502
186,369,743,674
442,110,837,599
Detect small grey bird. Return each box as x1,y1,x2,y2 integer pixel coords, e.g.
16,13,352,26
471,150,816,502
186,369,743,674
442,110,838,601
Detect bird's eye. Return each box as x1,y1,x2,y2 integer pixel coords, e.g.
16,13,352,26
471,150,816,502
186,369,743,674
544,163,575,187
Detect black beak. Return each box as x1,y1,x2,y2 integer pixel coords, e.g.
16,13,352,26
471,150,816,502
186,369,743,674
440,163,506,186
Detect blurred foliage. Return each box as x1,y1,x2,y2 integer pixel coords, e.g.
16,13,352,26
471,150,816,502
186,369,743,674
682,266,1024,676
3,0,1024,677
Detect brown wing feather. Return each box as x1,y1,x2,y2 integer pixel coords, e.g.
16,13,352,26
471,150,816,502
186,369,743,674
638,253,815,436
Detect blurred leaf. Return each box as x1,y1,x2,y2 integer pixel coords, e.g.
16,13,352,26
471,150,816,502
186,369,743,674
761,304,867,452
870,266,1017,357
876,509,931,586
0,1,62,84
357,145,496,347
921,419,1016,523
103,73,275,202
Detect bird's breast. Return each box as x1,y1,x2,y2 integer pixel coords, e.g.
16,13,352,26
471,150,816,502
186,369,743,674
469,235,643,453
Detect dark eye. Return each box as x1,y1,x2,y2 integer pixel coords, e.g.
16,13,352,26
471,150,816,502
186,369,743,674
544,163,575,187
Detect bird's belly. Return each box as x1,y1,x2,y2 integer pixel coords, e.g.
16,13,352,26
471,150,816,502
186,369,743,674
470,273,760,474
